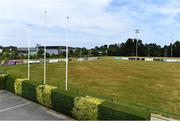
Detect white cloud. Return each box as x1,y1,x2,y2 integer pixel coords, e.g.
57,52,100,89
0,0,180,47
0,0,128,34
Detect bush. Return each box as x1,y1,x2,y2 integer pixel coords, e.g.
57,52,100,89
98,101,149,120
0,74,7,89
5,75,15,92
36,84,57,108
22,81,37,102
51,89,77,116
72,96,103,120
14,79,27,95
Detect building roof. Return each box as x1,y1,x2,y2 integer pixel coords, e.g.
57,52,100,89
38,46,75,49
17,47,36,52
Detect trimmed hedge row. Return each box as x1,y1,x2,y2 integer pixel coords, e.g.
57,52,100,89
72,96,103,120
51,89,77,117
36,85,57,108
0,74,150,120
98,101,149,120
5,75,16,92
15,79,28,95
0,74,7,89
22,81,37,102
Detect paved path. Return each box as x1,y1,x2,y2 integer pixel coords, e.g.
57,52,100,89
0,90,73,120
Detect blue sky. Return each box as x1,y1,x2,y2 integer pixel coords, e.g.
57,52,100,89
0,0,180,48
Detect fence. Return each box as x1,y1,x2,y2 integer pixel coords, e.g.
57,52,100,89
74,88,180,120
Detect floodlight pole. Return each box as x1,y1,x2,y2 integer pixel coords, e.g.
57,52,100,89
65,16,69,90
171,33,174,58
27,24,31,80
135,29,139,58
44,10,47,85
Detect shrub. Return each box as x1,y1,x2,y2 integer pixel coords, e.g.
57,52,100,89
36,84,57,108
14,79,27,95
0,74,7,89
72,96,103,120
98,101,149,120
51,89,77,116
22,81,37,102
5,75,15,92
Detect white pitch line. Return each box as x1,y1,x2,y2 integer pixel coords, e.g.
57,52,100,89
0,102,31,113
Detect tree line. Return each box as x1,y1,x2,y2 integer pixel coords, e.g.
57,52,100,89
91,38,180,57
0,38,180,60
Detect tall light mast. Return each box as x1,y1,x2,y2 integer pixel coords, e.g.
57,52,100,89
135,29,140,58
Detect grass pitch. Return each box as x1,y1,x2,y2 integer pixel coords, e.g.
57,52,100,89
1,57,180,114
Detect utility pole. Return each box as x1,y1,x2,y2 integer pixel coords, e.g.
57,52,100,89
135,29,140,58
43,10,47,85
65,16,69,90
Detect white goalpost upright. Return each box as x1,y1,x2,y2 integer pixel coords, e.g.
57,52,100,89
27,24,31,80
44,10,47,85
65,16,69,90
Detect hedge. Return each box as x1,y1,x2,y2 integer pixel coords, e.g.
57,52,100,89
36,84,57,108
5,75,16,92
0,74,7,89
51,89,77,116
22,81,37,102
72,96,103,120
98,101,149,120
0,74,151,120
14,79,27,95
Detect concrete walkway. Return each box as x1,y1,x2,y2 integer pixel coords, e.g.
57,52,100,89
0,90,73,120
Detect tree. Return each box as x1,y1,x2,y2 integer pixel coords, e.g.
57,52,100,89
46,53,50,58
37,49,44,58
146,43,161,57
92,46,100,56
74,48,81,57
173,41,180,57
81,48,88,57
107,44,120,56
69,49,74,57
124,38,136,56
99,45,108,56
138,40,148,56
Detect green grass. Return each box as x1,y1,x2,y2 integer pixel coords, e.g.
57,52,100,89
1,57,180,115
